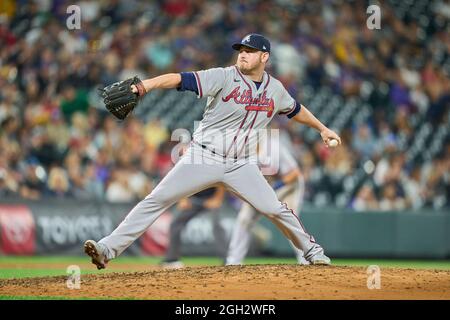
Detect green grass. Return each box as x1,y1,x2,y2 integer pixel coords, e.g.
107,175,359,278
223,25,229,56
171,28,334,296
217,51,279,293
0,269,70,279
330,259,450,270
1,256,449,281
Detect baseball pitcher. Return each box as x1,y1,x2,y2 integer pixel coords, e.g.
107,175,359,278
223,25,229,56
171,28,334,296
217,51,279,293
85,33,341,269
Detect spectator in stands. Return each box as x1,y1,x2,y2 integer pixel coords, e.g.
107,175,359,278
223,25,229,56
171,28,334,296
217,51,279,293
422,155,449,209
47,166,71,198
374,151,406,187
402,165,426,210
83,162,105,200
379,182,407,211
351,184,379,212
19,158,46,200
143,119,170,151
352,123,379,161
0,153,18,197
105,168,135,203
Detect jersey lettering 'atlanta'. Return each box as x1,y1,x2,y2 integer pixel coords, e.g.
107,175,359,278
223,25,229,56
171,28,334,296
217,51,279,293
178,66,301,159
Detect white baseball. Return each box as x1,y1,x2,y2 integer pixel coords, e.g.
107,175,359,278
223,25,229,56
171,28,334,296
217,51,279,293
328,139,338,147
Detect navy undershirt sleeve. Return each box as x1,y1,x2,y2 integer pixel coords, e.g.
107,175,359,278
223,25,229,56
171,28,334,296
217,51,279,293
287,102,302,119
177,72,199,95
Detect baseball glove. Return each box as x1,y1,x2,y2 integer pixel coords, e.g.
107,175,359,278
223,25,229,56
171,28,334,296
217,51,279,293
99,76,146,120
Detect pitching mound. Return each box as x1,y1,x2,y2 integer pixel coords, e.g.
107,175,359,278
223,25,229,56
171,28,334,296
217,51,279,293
1,265,449,299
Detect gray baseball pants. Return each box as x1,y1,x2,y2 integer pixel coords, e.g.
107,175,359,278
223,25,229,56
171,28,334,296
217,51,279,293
99,143,323,260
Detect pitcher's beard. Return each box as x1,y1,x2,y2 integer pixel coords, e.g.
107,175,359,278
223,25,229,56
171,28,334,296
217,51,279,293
237,64,253,74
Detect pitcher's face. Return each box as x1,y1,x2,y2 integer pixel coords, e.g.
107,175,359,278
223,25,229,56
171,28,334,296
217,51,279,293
236,47,268,74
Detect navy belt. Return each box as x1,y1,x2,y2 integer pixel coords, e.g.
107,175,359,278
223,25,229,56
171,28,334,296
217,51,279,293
193,141,237,160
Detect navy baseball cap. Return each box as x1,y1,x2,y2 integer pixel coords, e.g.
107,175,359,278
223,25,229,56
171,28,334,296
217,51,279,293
232,33,271,53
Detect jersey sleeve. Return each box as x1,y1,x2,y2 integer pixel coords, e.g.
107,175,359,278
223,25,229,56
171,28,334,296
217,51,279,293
177,72,199,95
194,67,227,98
278,87,301,118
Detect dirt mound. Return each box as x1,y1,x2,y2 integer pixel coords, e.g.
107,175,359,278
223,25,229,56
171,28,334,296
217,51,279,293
1,265,449,299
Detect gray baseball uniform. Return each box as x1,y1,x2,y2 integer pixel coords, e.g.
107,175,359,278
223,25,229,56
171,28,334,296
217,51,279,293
97,66,324,262
226,139,308,265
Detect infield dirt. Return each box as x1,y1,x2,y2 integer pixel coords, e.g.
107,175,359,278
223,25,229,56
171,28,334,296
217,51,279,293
1,264,449,299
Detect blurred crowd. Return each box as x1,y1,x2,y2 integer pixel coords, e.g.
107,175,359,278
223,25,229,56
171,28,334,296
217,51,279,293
0,0,449,211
